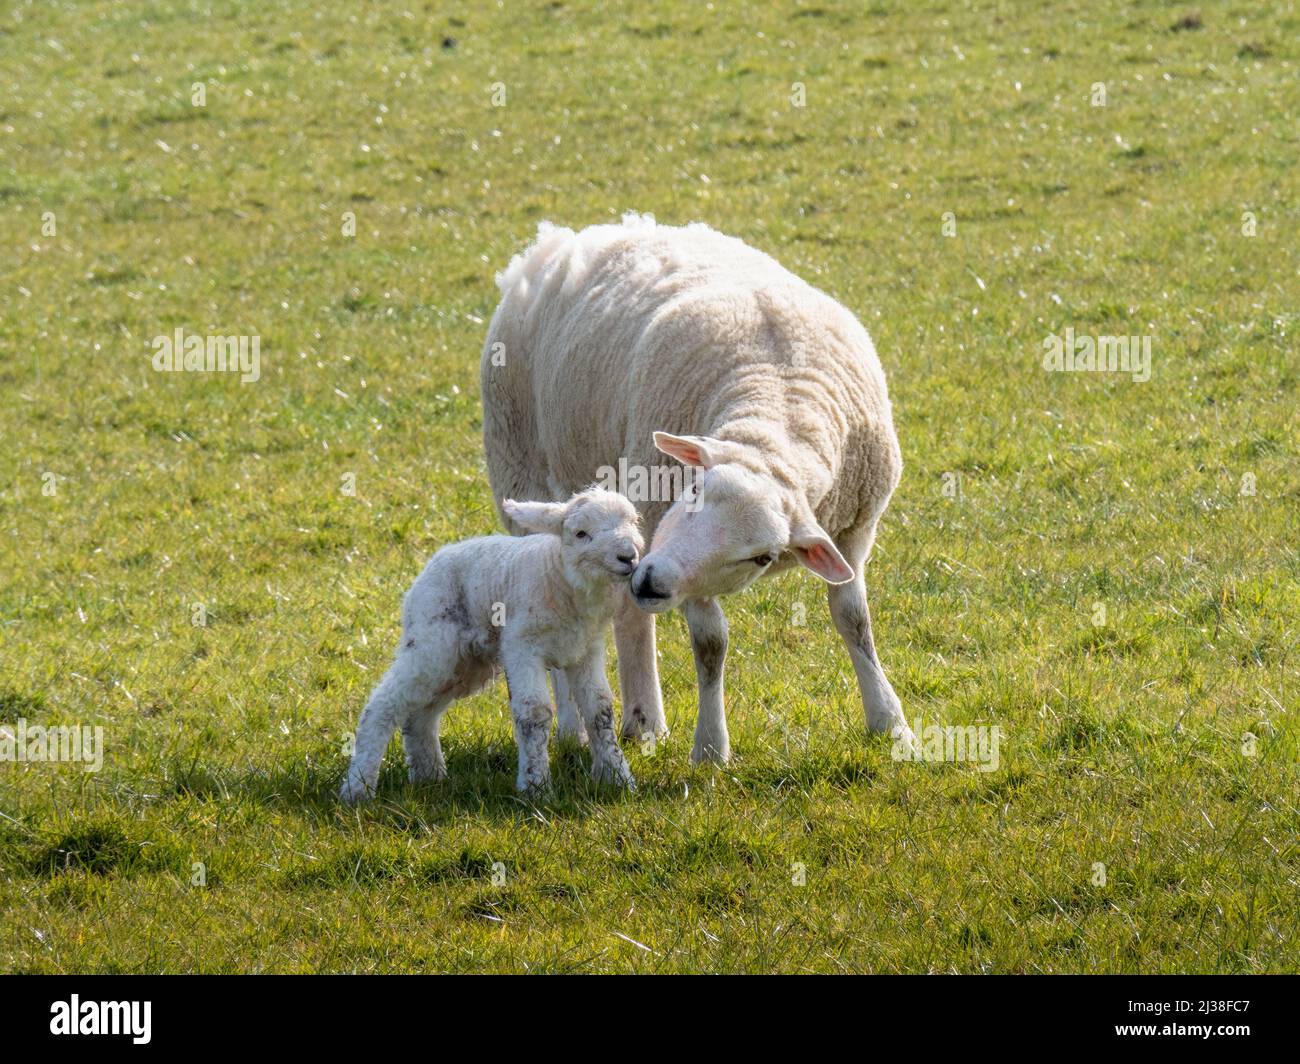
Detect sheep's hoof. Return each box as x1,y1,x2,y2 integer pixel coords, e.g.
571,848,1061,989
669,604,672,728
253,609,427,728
887,722,919,758
620,706,668,741
689,743,730,767
621,718,670,744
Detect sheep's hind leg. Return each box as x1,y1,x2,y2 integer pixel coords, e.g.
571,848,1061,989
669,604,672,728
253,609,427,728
403,693,451,784
551,669,588,746
342,654,439,802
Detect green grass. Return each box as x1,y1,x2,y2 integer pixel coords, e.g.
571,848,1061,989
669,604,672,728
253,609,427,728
1,0,1297,972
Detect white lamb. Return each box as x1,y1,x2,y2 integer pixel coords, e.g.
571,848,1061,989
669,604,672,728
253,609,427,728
339,487,643,802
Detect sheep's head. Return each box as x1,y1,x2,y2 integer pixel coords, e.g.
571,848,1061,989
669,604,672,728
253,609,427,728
629,431,854,613
503,488,643,585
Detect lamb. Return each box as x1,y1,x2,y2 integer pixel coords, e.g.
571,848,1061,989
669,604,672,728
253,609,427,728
481,213,915,765
339,487,643,802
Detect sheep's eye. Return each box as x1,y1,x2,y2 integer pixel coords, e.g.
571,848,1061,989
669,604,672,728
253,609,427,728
575,530,590,541
752,553,774,566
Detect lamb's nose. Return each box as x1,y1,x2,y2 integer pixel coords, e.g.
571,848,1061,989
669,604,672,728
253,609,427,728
617,551,637,567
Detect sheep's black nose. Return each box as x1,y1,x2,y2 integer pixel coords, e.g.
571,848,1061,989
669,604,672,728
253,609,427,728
633,565,668,599
617,552,637,566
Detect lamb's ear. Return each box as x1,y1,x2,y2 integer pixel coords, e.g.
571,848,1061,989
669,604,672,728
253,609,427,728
790,525,856,584
502,498,567,535
652,431,736,469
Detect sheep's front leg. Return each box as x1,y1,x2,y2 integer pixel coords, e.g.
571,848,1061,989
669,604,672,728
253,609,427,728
826,570,914,750
551,668,588,746
683,597,729,765
615,591,668,740
503,653,554,793
565,646,634,789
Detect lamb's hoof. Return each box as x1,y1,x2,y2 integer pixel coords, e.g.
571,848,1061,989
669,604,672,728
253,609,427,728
515,776,553,797
555,726,590,749
339,777,374,804
592,758,636,790
407,764,447,785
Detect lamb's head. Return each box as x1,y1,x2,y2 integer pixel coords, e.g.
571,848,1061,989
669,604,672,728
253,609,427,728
502,487,643,586
630,431,855,613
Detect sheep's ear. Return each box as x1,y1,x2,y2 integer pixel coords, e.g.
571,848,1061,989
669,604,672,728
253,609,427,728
790,525,855,584
653,431,735,469
502,498,567,535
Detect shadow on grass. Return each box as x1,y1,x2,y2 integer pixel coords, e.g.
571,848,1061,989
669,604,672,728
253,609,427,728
164,737,635,827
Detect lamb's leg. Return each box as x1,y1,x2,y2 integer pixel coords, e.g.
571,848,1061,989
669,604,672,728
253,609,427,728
614,591,668,740
565,647,634,789
341,655,435,802
503,655,553,793
683,597,730,765
402,694,451,783
826,564,915,750
551,668,589,746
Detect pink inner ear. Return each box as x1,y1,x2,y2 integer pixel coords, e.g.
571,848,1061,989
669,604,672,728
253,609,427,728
799,542,854,582
659,437,704,467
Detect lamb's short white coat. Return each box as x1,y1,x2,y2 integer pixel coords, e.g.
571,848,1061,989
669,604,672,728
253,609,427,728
339,488,643,801
481,214,913,764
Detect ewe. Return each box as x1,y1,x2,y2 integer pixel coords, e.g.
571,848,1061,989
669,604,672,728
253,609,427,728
482,213,913,764
340,488,643,801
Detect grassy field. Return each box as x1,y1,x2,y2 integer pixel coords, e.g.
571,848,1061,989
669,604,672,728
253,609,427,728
1,0,1297,973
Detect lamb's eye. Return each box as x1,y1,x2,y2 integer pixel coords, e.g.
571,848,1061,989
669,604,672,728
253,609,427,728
752,553,774,566
575,530,590,541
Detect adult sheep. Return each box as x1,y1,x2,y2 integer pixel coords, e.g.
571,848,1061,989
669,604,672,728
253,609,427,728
481,213,913,765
